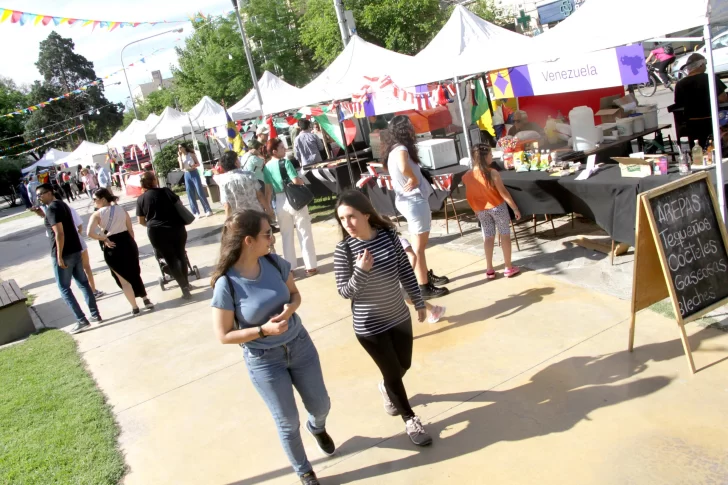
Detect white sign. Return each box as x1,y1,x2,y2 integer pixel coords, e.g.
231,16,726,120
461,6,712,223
527,49,623,96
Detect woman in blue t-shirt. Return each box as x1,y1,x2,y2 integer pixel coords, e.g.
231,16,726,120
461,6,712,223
210,210,333,485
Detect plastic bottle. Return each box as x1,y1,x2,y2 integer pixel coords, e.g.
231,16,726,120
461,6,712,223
547,149,553,164
706,137,714,165
679,137,691,158
692,140,704,166
679,152,692,175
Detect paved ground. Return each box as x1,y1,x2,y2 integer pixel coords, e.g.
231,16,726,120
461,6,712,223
2,186,728,485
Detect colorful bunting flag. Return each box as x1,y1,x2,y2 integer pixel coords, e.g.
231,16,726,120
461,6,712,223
0,7,187,31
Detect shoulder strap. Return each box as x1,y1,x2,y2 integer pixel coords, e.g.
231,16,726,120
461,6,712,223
103,205,116,234
343,238,354,271
223,275,241,331
264,254,284,279
278,159,292,186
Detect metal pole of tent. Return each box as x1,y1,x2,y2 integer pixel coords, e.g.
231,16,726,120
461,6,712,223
454,76,473,166
336,105,356,188
704,22,725,223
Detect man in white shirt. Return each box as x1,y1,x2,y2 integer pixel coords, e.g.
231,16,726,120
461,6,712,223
96,164,111,189
216,151,271,219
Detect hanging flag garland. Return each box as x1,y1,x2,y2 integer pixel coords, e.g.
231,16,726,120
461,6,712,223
352,75,456,111
0,125,83,159
0,124,83,154
0,7,186,32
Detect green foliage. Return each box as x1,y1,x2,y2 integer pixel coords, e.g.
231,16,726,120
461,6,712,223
172,15,255,110
153,144,181,178
0,159,23,204
24,32,123,149
358,0,449,55
0,77,29,154
243,0,313,85
0,330,125,485
467,0,516,28
298,0,351,68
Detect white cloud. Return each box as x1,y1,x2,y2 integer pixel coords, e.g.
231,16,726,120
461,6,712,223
0,0,232,104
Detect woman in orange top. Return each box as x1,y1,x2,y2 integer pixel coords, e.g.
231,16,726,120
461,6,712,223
462,144,522,279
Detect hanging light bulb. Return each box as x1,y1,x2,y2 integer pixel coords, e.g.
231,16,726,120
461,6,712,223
96,109,100,115
228,53,233,60
41,128,44,134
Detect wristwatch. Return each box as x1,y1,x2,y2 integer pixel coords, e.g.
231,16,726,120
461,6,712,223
257,326,266,339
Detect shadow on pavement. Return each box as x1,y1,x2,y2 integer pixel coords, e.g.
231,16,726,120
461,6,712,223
223,329,728,485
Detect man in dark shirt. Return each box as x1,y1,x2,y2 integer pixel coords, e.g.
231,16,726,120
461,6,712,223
35,183,101,333
674,53,728,147
507,110,545,137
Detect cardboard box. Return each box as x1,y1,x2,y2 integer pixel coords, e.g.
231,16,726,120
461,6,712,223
595,107,623,123
612,156,653,178
596,94,638,123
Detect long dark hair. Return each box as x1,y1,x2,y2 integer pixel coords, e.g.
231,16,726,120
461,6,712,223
471,144,494,188
210,210,271,287
335,190,395,241
93,188,118,204
381,115,421,165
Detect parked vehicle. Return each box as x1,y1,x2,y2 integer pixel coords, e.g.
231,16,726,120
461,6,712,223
672,30,728,80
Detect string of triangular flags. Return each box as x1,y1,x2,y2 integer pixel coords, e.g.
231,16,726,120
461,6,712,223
352,75,457,111
0,125,83,159
0,7,186,31
0,124,83,154
1,45,178,119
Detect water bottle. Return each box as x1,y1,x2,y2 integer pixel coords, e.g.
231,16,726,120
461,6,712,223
679,152,692,175
691,141,704,166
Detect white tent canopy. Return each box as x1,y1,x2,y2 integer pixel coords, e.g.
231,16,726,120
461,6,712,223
22,148,69,174
189,96,227,129
264,36,416,114
230,71,302,120
105,130,126,152
62,141,108,167
397,6,534,87
146,107,199,140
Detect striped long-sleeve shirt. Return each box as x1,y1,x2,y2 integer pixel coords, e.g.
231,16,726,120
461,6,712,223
334,229,425,336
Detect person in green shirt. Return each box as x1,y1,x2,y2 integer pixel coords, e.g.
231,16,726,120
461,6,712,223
263,138,318,275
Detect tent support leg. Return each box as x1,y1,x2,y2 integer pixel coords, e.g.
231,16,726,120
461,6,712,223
454,76,472,167
704,21,725,223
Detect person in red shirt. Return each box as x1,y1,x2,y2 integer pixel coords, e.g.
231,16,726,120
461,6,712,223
645,44,676,88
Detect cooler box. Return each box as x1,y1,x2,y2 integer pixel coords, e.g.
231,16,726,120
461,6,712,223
417,139,458,169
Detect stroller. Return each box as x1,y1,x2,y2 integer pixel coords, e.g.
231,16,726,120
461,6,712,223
154,249,201,290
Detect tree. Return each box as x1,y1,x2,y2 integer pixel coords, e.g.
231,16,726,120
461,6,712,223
298,0,353,68
24,32,123,150
467,0,516,28
358,0,449,56
172,15,255,110
0,158,23,206
0,78,29,154
243,0,313,85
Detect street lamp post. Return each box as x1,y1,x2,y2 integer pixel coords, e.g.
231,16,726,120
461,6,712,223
121,27,183,120
231,0,263,111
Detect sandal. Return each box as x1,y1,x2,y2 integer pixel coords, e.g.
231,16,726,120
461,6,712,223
504,266,520,278
486,269,496,280
306,268,318,276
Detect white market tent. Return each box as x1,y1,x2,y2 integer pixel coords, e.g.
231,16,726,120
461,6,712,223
189,96,228,129
22,148,69,174
105,130,126,152
264,36,416,114
146,107,199,140
61,140,108,167
396,6,534,88
229,71,303,120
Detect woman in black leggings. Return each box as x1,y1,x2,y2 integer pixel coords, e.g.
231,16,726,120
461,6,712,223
333,190,432,446
135,172,192,300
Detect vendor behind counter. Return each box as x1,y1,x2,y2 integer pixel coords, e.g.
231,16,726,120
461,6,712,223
507,110,545,138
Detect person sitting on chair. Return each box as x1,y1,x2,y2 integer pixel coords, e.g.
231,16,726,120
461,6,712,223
507,110,545,137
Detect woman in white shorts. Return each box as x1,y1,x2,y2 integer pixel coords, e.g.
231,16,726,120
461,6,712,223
383,115,449,300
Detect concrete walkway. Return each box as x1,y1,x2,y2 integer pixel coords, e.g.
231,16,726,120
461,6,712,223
2,194,728,484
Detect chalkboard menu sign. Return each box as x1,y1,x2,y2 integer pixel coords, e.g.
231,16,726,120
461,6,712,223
647,177,728,319
629,172,728,374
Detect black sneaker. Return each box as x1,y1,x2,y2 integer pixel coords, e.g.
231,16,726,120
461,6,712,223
306,421,336,456
69,320,91,334
300,471,320,485
419,283,449,300
143,298,154,310
90,315,103,323
428,269,450,286
181,288,192,300
131,308,140,317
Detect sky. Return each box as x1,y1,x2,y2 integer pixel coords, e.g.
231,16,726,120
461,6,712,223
0,0,233,109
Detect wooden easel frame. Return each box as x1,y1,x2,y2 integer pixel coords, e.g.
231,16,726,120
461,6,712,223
629,172,728,374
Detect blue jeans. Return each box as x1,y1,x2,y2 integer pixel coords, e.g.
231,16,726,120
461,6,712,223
244,327,330,476
183,170,211,215
52,251,99,323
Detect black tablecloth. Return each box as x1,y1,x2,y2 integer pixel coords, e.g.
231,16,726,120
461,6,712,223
499,165,685,245
302,159,365,197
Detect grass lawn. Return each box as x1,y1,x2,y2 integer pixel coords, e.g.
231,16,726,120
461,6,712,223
0,330,125,485
0,210,34,225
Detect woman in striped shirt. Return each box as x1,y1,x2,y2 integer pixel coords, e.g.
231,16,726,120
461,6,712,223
334,190,432,447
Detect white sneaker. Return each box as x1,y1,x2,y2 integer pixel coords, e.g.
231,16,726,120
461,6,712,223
428,305,446,324
204,211,213,217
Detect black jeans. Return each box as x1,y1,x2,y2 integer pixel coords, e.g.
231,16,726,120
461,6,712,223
654,59,672,86
61,183,74,202
148,224,189,290
356,319,414,421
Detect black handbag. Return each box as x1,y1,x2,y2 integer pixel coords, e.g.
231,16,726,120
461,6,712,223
278,159,313,211
166,188,195,225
